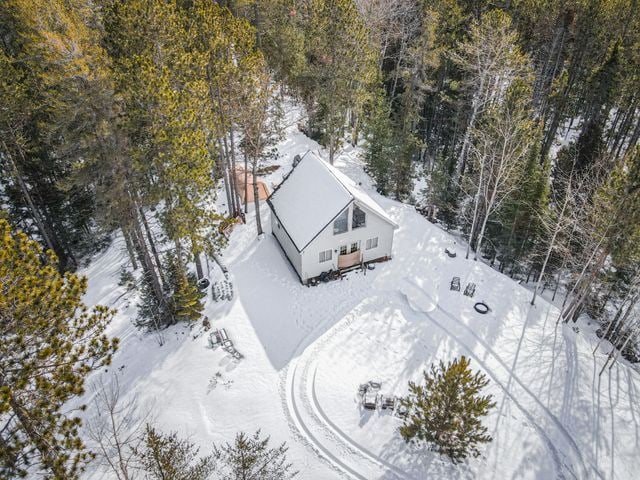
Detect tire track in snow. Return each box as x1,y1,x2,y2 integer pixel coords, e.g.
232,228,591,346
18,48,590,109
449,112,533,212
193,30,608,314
282,285,410,480
309,367,416,480
400,281,587,479
285,362,366,479
286,292,414,480
282,277,587,480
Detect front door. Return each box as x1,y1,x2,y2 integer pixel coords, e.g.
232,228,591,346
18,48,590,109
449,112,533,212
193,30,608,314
338,241,361,269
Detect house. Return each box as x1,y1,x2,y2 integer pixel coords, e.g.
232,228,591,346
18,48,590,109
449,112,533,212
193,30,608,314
267,153,398,284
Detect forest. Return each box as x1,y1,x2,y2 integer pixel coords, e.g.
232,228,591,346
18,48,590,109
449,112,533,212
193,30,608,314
1,0,639,478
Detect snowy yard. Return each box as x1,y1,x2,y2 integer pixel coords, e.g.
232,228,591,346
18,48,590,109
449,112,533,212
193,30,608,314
79,121,640,480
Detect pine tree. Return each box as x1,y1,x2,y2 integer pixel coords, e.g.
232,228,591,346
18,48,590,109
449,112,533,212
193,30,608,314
212,430,297,480
136,269,172,334
165,252,205,323
0,220,118,478
425,153,460,230
134,425,215,480
363,89,395,195
104,0,221,273
241,0,306,89
0,0,112,268
399,356,495,463
302,0,377,163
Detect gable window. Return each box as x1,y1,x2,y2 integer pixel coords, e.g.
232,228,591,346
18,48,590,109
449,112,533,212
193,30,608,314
352,205,366,229
319,249,332,263
350,242,359,253
339,245,347,255
366,237,378,250
333,209,348,235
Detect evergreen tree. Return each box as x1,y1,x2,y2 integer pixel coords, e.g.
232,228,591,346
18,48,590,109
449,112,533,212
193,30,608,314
0,219,118,478
0,0,112,268
363,89,395,195
104,0,222,278
399,356,495,463
134,425,215,480
302,0,377,163
136,269,172,334
212,430,297,480
165,252,205,323
425,153,460,230
237,0,306,89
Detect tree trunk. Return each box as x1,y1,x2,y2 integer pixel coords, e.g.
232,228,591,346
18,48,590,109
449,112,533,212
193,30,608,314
7,393,67,478
456,75,487,176
229,127,243,217
217,140,233,216
244,153,249,213
190,233,204,279
138,205,165,286
474,208,490,262
531,187,571,305
466,163,484,260
2,140,56,257
253,156,263,236
122,225,138,270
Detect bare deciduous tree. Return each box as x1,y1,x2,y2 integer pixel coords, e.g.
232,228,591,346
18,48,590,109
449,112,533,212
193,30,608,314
85,376,154,480
465,81,535,261
451,10,530,177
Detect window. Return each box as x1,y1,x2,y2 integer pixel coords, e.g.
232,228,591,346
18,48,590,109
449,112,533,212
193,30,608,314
339,245,347,255
352,205,366,229
366,237,378,250
350,242,359,253
319,249,332,263
333,209,348,234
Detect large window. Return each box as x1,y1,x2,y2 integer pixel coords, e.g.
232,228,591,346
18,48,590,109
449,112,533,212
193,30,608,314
319,249,332,263
366,237,378,250
333,209,348,235
352,205,366,229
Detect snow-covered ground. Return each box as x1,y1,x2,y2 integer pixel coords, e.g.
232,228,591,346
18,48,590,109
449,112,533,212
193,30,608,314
79,110,640,480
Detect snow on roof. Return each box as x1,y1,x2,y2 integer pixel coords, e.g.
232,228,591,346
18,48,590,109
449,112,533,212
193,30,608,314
268,153,397,252
326,164,398,229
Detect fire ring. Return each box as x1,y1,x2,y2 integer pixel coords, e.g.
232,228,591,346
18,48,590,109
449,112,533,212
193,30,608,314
474,302,490,314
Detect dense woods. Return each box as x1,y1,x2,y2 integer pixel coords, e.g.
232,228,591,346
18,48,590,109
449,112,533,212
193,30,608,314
1,0,640,476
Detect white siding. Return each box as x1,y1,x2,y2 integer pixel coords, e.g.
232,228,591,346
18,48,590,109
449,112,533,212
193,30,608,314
271,212,303,280
300,201,395,282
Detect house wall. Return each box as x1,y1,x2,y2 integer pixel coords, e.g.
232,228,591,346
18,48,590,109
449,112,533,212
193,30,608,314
270,210,303,280
301,201,395,282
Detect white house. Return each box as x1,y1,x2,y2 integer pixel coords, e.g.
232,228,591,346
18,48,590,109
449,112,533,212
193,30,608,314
267,154,398,284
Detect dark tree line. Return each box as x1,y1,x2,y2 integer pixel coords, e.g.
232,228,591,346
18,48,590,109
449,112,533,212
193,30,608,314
230,0,640,356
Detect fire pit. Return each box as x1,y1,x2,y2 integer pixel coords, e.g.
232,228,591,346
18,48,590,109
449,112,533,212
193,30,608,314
474,302,490,314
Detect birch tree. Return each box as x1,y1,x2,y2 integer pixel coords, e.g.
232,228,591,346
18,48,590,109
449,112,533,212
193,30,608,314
560,147,640,323
452,10,530,177
465,79,536,261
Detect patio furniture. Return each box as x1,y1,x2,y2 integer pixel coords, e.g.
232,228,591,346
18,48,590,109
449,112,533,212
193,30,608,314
363,391,378,410
464,282,476,297
381,396,395,410
450,276,461,291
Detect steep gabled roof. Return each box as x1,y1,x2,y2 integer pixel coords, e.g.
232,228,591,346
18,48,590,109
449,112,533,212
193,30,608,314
267,153,397,252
